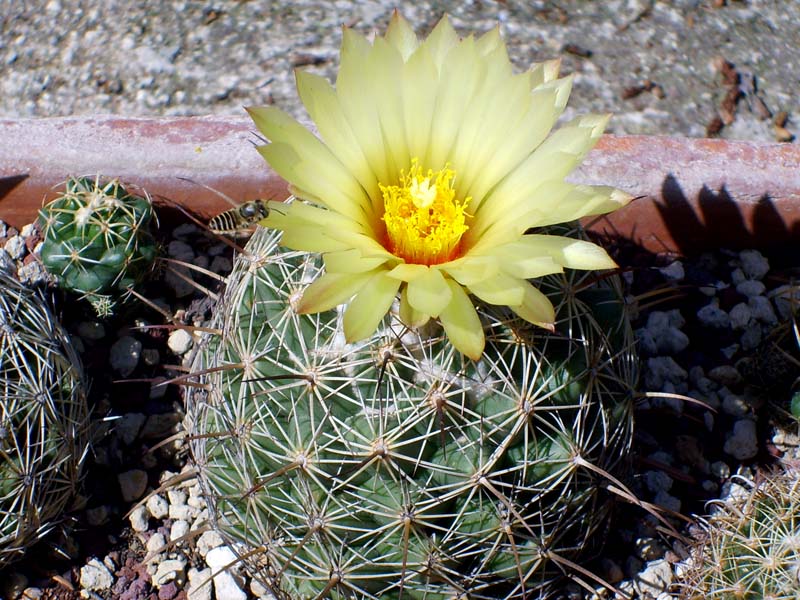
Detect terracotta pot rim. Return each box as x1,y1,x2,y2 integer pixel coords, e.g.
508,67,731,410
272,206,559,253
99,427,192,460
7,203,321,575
1,115,799,254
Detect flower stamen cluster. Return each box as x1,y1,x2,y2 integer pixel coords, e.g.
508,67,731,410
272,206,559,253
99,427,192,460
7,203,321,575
381,159,470,266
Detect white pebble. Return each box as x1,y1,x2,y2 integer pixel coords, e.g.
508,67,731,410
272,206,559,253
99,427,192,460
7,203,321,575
644,470,673,494
707,365,741,387
653,490,681,514
153,558,187,588
168,328,194,355
739,249,769,280
187,567,213,600
710,460,730,479
250,578,278,598
128,504,149,532
146,532,166,555
146,493,169,519
196,530,224,557
730,267,746,285
80,558,114,591
86,505,110,527
644,356,687,390
735,279,765,297
210,255,232,274
721,390,750,417
771,284,800,320
659,260,684,281
170,519,191,542
739,323,762,351
697,301,731,328
748,295,777,325
728,302,752,329
169,503,197,521
118,469,148,502
172,223,200,238
4,235,26,260
723,419,758,460
206,547,247,600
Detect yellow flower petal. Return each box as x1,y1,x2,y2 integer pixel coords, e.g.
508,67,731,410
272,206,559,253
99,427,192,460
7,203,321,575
406,268,452,317
526,185,634,228
470,112,609,238
490,243,564,279
298,270,373,314
403,44,438,165
422,15,460,70
439,279,484,360
529,58,561,89
323,248,391,274
465,77,573,206
385,11,419,60
387,263,429,281
337,29,392,195
343,271,402,342
369,38,410,182
252,127,368,223
520,235,618,270
438,255,499,286
295,70,381,204
425,36,482,170
467,273,526,306
510,282,556,329
400,286,430,328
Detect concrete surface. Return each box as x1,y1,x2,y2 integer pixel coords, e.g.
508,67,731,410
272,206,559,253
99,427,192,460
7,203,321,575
1,0,798,142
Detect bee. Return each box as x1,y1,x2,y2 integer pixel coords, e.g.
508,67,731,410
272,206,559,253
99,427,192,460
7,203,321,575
176,177,269,238
208,199,269,237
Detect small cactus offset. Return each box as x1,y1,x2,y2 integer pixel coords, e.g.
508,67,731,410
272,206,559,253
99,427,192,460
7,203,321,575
38,175,158,317
186,226,637,599
680,467,800,599
0,269,91,566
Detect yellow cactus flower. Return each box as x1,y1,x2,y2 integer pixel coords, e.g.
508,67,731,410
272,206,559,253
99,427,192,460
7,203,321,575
248,13,632,360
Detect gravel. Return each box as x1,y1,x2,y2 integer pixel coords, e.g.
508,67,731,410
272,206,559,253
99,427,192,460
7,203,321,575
2,1,798,144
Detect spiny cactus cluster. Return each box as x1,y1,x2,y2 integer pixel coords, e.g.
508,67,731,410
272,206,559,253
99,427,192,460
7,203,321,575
679,467,800,599
0,268,91,566
38,175,158,317
186,225,637,599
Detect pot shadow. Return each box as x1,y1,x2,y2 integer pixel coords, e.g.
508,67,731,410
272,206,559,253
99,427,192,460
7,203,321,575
0,174,29,201
657,173,800,258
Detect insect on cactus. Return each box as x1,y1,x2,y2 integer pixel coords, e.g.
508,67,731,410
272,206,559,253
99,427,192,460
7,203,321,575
0,268,91,566
38,175,158,317
186,12,638,599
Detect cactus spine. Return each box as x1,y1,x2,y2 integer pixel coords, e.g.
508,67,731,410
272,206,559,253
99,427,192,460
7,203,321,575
38,175,157,317
680,468,800,599
187,225,637,598
0,268,91,566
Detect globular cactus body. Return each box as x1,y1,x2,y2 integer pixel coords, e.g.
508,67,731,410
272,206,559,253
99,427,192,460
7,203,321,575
187,226,637,598
38,176,157,316
0,269,91,565
680,468,800,600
